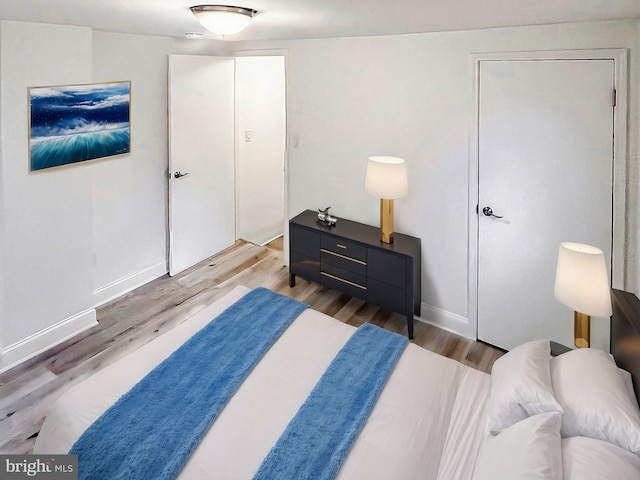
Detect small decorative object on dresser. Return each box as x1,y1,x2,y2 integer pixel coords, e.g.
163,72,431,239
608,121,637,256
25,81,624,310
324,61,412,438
289,209,421,339
317,207,337,226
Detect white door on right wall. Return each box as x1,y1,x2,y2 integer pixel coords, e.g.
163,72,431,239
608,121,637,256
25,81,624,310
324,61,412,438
477,59,614,351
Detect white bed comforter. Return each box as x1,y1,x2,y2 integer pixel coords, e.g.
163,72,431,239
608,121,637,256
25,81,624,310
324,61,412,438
35,286,491,479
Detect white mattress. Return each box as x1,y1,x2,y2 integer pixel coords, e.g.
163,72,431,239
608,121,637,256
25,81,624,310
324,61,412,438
35,286,491,479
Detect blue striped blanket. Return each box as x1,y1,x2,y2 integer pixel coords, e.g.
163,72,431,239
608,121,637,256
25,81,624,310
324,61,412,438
70,288,408,480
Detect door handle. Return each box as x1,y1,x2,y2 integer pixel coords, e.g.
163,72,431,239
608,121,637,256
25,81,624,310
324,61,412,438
174,171,191,179
482,206,503,219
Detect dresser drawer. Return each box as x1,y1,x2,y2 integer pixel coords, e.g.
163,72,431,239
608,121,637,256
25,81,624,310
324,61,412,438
320,235,367,262
367,249,406,288
322,262,366,288
321,271,367,300
367,278,406,313
290,225,320,260
290,251,320,283
321,249,366,277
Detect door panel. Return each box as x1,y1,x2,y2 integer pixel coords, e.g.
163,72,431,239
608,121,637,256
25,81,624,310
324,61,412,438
168,55,235,276
477,59,614,350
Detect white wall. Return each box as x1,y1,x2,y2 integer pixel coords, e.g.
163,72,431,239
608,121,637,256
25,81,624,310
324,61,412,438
0,21,228,370
630,20,640,299
231,19,640,338
0,21,96,368
235,56,286,245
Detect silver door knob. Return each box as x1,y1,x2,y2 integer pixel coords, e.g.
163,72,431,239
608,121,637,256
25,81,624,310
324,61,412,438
482,206,503,219
174,171,191,179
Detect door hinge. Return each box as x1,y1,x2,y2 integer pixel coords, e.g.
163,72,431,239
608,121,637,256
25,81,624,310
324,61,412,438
613,88,617,107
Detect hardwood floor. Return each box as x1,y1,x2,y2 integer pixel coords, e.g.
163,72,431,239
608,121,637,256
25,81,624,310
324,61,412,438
0,239,503,454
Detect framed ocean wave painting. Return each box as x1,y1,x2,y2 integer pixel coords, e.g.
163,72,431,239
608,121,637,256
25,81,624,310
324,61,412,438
29,81,131,171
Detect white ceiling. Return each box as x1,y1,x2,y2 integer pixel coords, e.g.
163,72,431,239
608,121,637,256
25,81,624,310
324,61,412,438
0,0,639,42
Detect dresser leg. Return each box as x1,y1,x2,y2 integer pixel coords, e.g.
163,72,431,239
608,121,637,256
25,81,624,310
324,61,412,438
289,273,296,288
407,316,414,339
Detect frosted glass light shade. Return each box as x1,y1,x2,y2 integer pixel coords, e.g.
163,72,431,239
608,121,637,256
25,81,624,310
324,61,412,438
365,156,408,199
191,5,256,36
554,242,612,316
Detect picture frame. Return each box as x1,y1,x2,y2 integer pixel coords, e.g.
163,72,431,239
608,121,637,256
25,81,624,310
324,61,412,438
29,81,131,171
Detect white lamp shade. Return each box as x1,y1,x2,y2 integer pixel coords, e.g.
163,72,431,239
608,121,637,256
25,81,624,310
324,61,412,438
554,242,612,316
365,156,408,199
191,6,255,36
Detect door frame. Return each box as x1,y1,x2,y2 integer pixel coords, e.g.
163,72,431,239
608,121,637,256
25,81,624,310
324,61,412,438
167,49,290,274
467,49,628,340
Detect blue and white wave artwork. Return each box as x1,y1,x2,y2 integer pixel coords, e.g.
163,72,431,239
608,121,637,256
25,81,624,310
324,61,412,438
30,82,130,171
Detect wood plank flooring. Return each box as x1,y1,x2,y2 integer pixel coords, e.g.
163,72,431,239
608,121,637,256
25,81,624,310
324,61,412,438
0,239,503,454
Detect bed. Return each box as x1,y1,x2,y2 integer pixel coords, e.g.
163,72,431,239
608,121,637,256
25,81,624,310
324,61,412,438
34,286,640,479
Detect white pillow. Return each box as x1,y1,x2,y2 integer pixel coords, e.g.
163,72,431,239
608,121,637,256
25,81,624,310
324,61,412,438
620,367,637,402
486,339,562,434
473,412,562,480
562,436,640,480
551,347,640,454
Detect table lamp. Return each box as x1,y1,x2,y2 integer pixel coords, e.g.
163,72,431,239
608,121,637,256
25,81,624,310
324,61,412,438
364,156,408,243
554,242,612,348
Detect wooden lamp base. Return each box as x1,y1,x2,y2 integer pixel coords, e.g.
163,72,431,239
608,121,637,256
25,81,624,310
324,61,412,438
574,310,590,348
380,199,394,244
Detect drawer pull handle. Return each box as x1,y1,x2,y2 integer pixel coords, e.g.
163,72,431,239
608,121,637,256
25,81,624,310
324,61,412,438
336,244,347,249
321,272,367,290
320,249,366,265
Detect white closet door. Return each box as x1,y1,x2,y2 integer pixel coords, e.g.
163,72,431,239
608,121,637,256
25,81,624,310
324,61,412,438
168,55,235,276
477,59,614,350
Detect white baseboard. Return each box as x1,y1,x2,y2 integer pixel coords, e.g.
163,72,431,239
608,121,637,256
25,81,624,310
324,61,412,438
0,308,98,374
93,262,167,307
260,233,283,246
417,302,476,340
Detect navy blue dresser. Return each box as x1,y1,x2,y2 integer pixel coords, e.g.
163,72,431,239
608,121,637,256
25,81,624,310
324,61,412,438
289,210,421,338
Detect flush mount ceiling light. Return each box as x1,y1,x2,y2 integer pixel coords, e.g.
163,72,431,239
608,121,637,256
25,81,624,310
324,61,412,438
190,5,257,36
